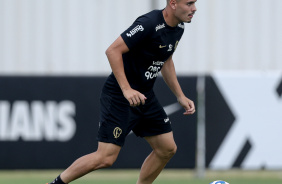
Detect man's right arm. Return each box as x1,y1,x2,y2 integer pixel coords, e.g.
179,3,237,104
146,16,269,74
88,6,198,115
105,36,146,106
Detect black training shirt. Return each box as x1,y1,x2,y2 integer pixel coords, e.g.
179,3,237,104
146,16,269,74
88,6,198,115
104,9,185,95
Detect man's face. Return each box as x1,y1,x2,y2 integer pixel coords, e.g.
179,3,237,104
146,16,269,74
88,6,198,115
174,0,197,23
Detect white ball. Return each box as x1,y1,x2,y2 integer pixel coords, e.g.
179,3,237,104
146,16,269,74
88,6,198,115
209,180,230,184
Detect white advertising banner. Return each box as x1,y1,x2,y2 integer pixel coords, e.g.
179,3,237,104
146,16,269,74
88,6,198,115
209,72,282,169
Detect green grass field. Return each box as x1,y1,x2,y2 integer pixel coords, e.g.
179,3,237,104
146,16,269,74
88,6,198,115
0,169,281,184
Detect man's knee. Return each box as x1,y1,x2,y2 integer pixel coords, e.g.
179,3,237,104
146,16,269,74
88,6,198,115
155,144,177,160
89,153,117,170
99,157,116,168
93,142,121,169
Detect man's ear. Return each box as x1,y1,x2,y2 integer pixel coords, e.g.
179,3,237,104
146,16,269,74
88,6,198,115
169,0,177,10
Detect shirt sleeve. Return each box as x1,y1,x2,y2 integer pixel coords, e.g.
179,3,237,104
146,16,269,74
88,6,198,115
121,15,154,50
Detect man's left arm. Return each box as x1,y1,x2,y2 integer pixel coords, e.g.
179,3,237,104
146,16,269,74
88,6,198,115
161,55,195,115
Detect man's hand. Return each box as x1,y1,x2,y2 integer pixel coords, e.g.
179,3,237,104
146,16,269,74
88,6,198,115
177,96,195,115
122,88,147,107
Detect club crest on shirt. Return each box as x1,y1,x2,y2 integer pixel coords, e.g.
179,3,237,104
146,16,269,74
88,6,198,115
174,41,179,51
126,25,144,37
167,44,173,52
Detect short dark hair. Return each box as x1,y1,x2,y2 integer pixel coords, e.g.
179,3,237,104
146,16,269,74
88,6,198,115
167,0,181,3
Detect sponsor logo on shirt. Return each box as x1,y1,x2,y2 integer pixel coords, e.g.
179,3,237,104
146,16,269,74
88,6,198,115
156,23,165,32
126,25,144,37
153,61,164,66
164,117,170,123
178,23,185,29
145,61,164,80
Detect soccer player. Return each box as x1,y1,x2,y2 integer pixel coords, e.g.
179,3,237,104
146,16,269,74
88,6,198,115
47,0,197,183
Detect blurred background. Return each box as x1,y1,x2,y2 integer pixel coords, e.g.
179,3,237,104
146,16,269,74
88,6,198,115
0,0,282,183
1,0,281,75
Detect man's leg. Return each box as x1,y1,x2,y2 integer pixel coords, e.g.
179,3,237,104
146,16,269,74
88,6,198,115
136,132,177,184
52,142,121,184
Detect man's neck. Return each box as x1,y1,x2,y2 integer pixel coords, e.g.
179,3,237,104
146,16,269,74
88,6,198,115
162,8,179,27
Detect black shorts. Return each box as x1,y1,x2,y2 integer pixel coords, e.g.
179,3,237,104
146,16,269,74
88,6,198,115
97,90,172,147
